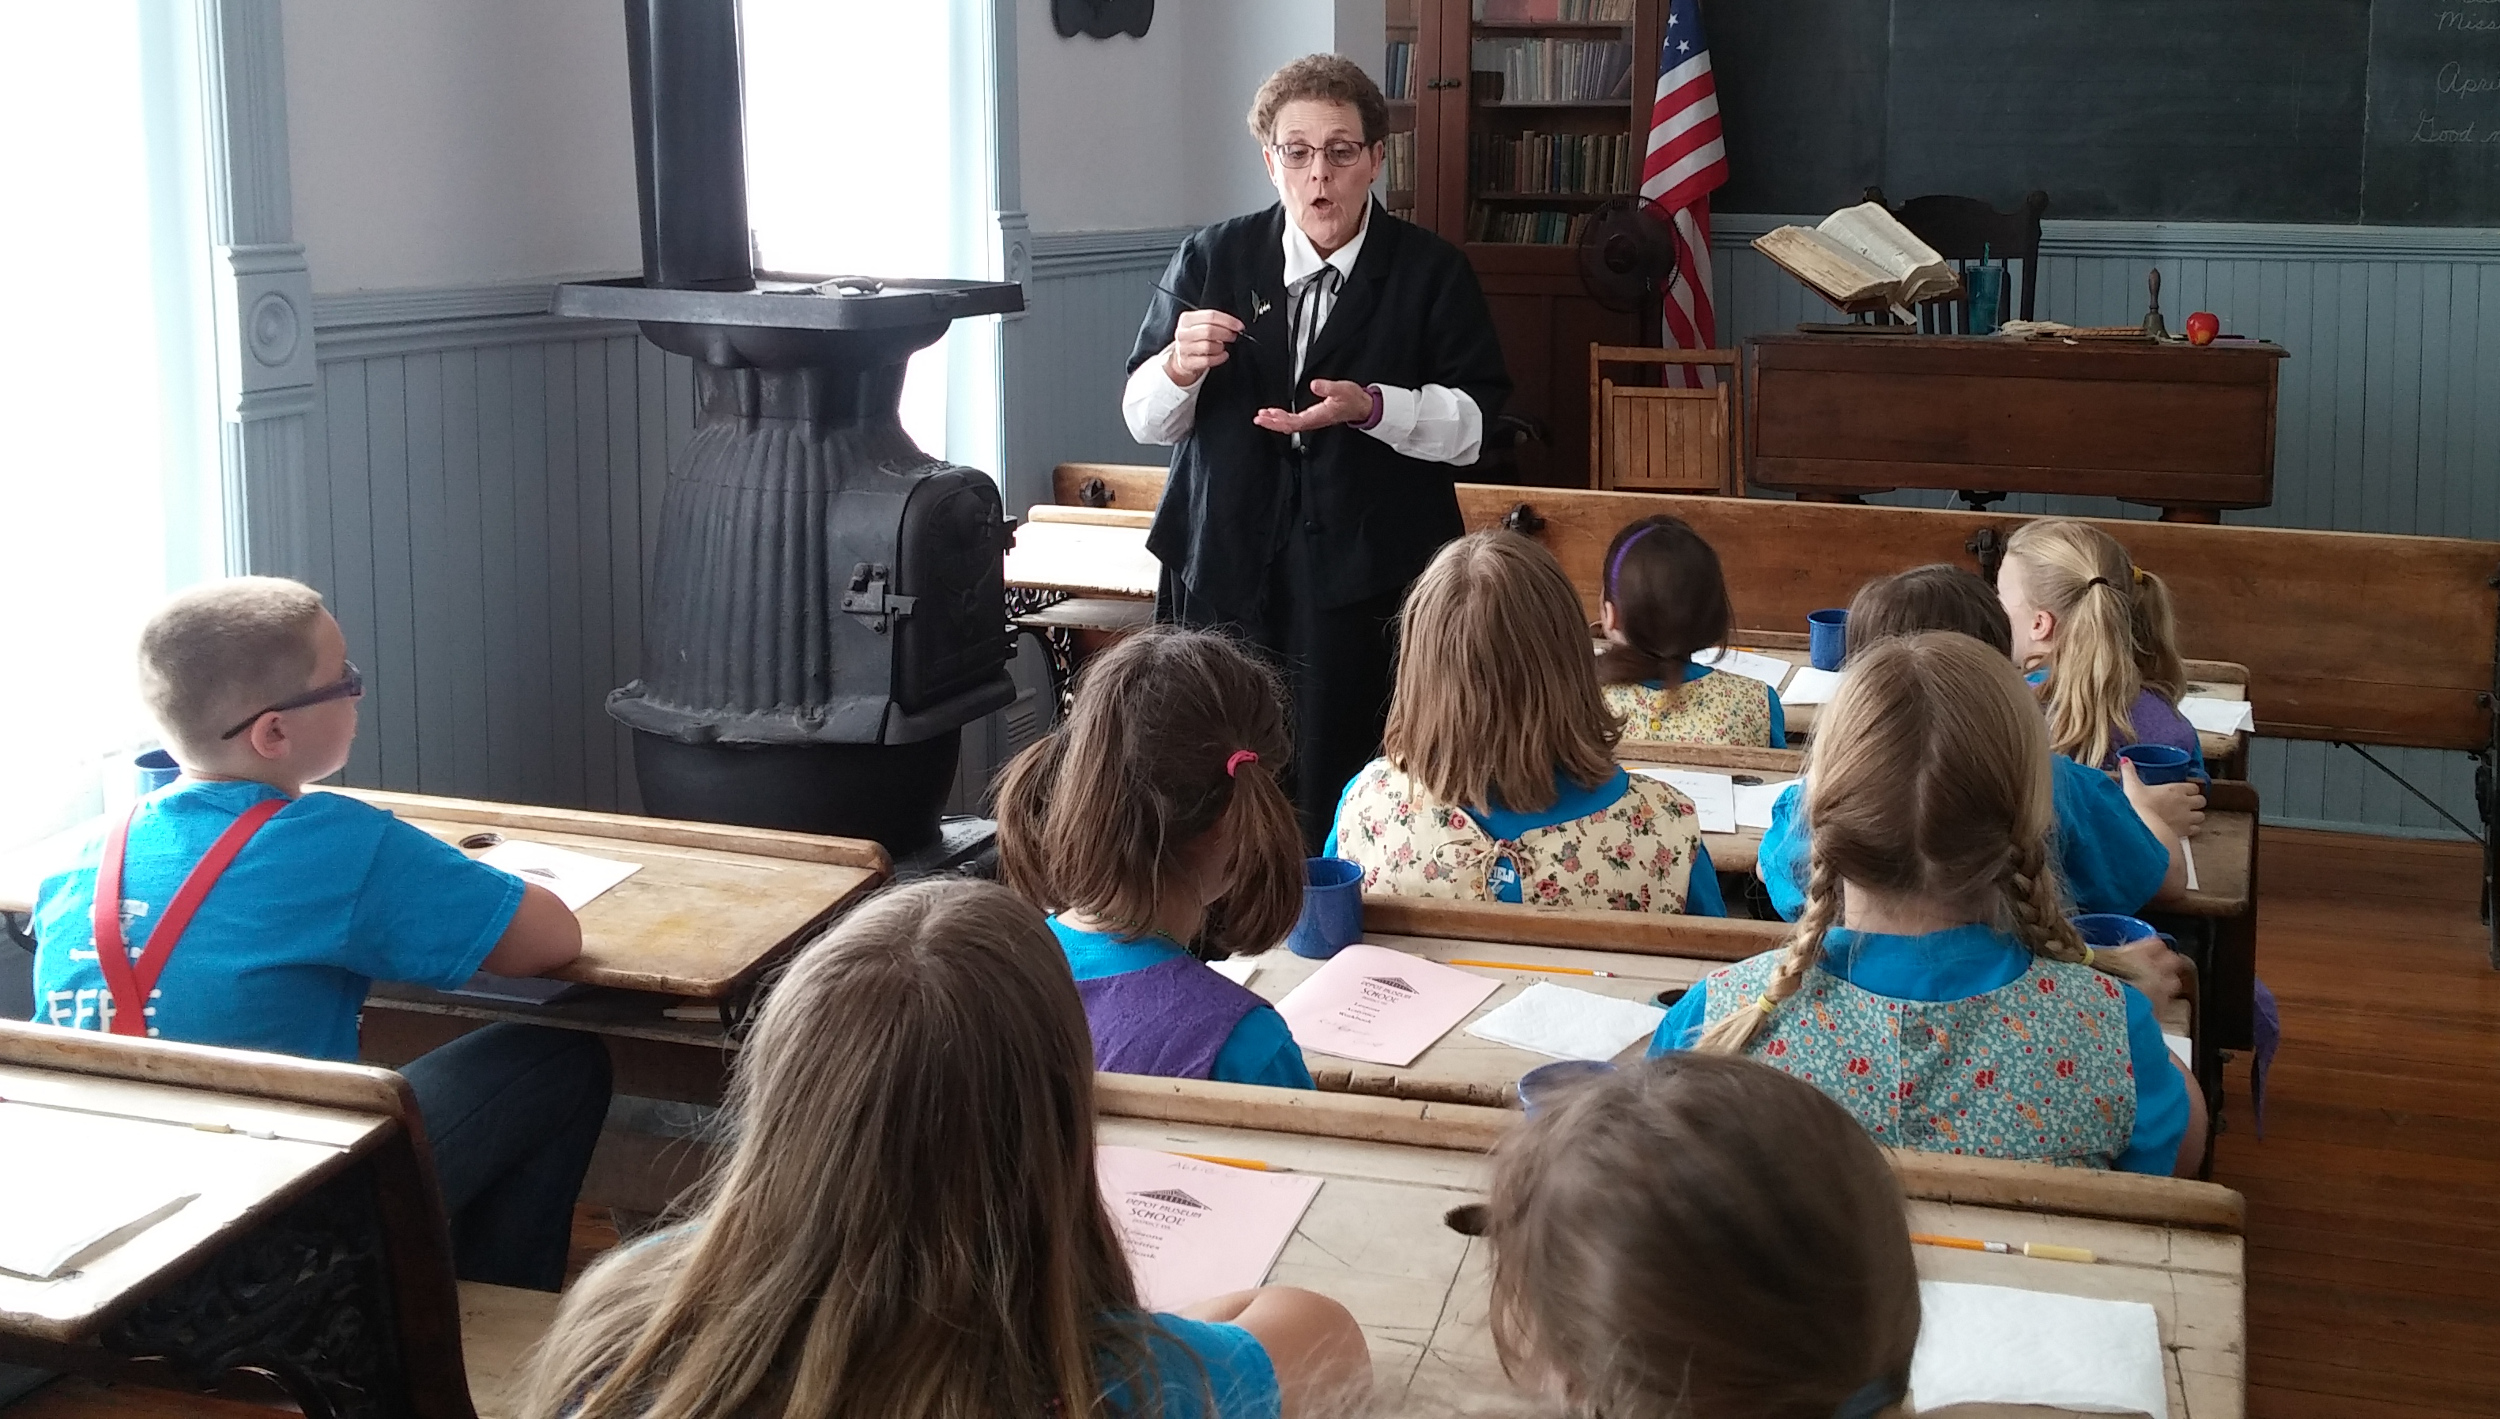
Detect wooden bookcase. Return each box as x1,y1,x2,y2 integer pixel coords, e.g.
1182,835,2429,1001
1398,0,1663,487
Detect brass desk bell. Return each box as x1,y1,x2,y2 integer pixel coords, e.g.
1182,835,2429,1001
2142,268,2170,341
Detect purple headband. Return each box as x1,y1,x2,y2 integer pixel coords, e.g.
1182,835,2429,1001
1607,523,1659,597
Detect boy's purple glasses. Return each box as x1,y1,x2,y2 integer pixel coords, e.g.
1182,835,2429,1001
219,661,365,740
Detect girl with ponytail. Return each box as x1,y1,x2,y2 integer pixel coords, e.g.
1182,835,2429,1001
1595,514,1787,748
1660,633,2206,1175
1999,519,2202,772
995,626,1315,1089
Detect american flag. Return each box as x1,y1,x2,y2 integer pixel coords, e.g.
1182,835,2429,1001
1639,0,1729,386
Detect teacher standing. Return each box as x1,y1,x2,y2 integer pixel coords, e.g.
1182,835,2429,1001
1125,54,1512,849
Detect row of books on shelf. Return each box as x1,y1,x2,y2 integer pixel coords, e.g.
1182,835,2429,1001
1469,130,1633,196
1467,204,1596,245
1385,40,1415,100
1469,38,1636,103
1474,0,1636,20
1383,131,1417,195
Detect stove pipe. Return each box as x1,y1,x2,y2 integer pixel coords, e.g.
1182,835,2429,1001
564,0,1024,855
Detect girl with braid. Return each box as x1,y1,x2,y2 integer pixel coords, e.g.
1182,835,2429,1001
1657,632,2205,1175
1998,519,2203,773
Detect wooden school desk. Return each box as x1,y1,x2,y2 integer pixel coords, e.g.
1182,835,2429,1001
1745,332,2288,523
1095,1078,2248,1418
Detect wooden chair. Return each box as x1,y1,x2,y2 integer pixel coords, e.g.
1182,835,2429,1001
1861,186,2049,335
1586,346,1741,494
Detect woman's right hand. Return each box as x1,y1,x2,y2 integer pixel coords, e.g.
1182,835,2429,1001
1163,309,1245,387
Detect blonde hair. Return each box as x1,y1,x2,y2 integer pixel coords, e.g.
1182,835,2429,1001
994,627,1303,960
1485,1054,1920,1419
520,879,1166,1419
2005,519,2187,768
1698,633,2163,1054
1384,531,1620,814
138,576,328,761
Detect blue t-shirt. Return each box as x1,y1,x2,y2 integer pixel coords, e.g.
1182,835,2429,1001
1648,923,2190,1174
1110,1313,1281,1419
30,780,523,1061
1641,662,1788,747
1757,756,2168,921
1324,767,1726,916
1048,918,1314,1090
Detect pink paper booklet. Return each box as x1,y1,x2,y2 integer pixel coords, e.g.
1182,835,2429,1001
1096,1146,1324,1310
1273,943,1501,1067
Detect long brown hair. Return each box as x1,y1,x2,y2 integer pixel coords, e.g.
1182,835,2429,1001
1485,1054,1920,1419
1384,530,1619,813
519,879,1159,1419
994,626,1302,959
2005,519,2188,768
1594,515,1735,687
1699,633,2164,1054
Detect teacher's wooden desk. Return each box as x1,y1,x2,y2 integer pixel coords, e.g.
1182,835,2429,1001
1096,1079,2247,1418
1744,332,2287,523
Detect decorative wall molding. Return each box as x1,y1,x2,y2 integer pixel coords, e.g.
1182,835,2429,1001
1711,212,2500,264
1029,226,1191,279
218,242,315,409
996,210,1032,316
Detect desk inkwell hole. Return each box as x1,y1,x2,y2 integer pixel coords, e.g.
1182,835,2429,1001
458,832,505,851
1443,1203,1488,1237
1654,986,1688,1009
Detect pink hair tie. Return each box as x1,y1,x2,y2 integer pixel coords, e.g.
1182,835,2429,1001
1225,750,1259,777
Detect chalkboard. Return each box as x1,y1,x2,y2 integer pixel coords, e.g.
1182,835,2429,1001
1702,0,2500,226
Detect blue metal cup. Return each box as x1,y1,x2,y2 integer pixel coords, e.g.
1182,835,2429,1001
2069,913,2159,950
2118,743,2194,785
1517,1059,1616,1115
1964,263,2007,335
1285,856,1365,959
133,749,181,797
1808,608,1850,671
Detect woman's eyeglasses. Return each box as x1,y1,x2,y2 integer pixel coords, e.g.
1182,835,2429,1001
1269,140,1372,169
220,661,365,740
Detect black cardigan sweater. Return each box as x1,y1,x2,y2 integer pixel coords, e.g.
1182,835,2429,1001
1125,203,1512,616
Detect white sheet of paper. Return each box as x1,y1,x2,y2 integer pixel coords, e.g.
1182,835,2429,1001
2163,1032,2193,1070
0,1105,201,1279
2178,696,2256,735
1096,1146,1323,1311
1694,646,1795,689
1464,981,1666,1061
1734,777,1798,831
477,839,641,911
1910,1280,2168,1418
2181,838,2200,893
1631,768,1737,835
1781,665,1846,705
1274,944,1502,1067
1208,957,1261,986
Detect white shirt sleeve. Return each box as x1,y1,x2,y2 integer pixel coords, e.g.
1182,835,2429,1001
1122,348,1204,446
1361,384,1484,465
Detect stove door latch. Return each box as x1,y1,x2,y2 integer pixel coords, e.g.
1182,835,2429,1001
841,562,918,633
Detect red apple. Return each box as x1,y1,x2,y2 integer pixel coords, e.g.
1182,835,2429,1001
2185,311,2220,346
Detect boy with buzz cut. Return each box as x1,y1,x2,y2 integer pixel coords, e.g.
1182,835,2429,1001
30,576,611,1291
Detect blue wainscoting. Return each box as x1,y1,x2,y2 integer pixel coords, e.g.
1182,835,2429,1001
277,287,694,813
1000,228,1190,514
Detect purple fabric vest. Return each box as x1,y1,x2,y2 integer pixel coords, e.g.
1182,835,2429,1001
2107,689,2200,768
1075,956,1266,1081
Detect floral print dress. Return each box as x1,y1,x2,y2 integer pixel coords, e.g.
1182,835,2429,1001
1334,759,1699,913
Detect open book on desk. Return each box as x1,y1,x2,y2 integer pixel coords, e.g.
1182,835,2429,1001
1751,203,1960,319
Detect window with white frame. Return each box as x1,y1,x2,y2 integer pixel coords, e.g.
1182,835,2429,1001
0,3,223,851
740,0,1004,479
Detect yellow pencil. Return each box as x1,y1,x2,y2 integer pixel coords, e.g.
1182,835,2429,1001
1911,1232,2096,1264
1173,1152,1272,1171
1447,958,1619,978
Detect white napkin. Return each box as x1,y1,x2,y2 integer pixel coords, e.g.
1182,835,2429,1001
1463,981,1667,1062
2178,696,2255,735
1781,665,1845,705
1694,646,1795,688
1208,957,1260,986
1631,768,1737,834
1911,1280,2167,1418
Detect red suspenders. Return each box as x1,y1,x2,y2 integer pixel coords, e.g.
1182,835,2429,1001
89,796,287,1036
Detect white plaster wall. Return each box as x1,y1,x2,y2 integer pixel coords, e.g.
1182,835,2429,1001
283,0,640,293
1018,0,1382,234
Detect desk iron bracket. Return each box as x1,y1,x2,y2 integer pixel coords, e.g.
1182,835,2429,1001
1501,502,1546,537
1964,526,2007,584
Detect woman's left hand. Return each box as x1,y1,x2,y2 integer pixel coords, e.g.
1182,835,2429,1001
1254,379,1375,434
